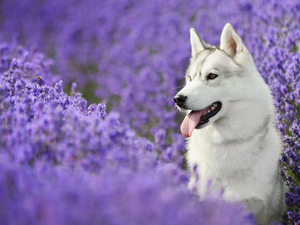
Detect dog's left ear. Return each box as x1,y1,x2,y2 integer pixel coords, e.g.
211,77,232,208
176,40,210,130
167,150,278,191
220,23,244,58
190,28,210,58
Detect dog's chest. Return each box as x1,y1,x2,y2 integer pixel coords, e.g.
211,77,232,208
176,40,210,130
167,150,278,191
186,130,265,200
187,135,257,176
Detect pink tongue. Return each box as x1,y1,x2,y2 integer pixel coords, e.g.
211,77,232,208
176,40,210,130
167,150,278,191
180,110,205,137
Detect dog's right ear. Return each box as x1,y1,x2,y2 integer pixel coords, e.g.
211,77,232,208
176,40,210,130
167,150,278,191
220,23,244,58
190,28,210,58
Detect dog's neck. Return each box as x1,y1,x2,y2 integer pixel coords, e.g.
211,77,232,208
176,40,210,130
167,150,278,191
194,96,274,144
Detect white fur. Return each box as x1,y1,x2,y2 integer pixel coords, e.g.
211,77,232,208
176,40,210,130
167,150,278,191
175,23,287,225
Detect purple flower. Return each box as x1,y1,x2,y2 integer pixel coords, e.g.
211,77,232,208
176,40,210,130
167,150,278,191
1,0,300,223
0,41,255,224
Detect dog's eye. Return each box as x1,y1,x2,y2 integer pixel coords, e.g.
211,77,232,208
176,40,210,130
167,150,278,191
208,73,218,80
188,75,192,81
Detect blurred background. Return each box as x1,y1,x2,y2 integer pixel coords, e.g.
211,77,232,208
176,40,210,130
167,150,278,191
0,0,259,139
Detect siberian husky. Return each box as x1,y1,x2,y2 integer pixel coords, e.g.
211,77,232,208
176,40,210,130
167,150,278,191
174,23,287,225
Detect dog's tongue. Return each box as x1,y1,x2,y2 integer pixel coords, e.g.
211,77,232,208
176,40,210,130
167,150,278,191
180,111,205,137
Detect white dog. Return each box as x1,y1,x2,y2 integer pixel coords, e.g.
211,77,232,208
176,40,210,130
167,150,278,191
174,23,287,225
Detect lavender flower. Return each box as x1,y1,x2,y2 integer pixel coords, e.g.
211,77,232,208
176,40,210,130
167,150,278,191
1,0,300,223
0,42,255,224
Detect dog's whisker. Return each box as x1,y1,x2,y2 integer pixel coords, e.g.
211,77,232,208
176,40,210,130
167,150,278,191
171,86,185,92
177,61,190,72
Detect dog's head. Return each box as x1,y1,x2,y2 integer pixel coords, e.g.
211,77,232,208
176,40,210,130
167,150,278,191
174,23,257,137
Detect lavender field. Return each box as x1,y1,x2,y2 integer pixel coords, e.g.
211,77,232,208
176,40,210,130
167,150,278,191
0,0,300,224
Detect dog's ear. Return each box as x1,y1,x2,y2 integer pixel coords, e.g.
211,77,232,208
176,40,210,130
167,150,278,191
220,23,244,58
190,28,210,58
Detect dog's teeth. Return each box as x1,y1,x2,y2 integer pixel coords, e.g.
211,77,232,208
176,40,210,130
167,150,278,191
214,103,217,107
207,110,210,113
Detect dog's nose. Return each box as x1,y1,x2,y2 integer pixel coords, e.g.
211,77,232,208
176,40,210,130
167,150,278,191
174,95,187,107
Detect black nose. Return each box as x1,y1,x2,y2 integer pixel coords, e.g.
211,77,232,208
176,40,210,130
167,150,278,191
174,95,187,107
